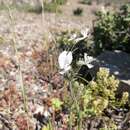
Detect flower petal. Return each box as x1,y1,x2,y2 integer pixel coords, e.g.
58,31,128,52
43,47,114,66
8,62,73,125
84,53,94,63
58,51,73,70
81,28,89,38
75,37,85,42
59,65,71,75
87,63,94,69
65,51,73,66
58,51,68,69
69,33,77,41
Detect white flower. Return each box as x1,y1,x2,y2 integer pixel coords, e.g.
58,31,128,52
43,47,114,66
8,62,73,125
69,33,77,41
84,53,93,63
58,51,73,74
44,110,50,118
75,28,90,42
78,53,94,69
34,105,44,114
81,28,89,38
84,53,94,68
101,6,106,14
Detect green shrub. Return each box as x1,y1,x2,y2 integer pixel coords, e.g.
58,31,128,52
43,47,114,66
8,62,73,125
73,7,83,16
63,67,129,129
93,3,130,54
82,68,120,116
25,4,42,14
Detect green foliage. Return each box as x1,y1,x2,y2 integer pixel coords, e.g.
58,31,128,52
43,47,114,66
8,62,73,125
57,30,94,60
54,0,67,5
73,7,83,16
120,92,129,106
44,0,67,13
24,4,42,14
0,36,5,44
93,3,130,54
42,122,53,130
82,68,119,116
62,67,130,130
44,2,60,13
0,0,66,13
99,118,117,130
51,98,63,111
81,0,92,5
56,30,77,50
63,67,129,129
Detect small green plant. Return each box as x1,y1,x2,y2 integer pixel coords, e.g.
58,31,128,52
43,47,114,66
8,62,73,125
44,0,67,13
62,67,129,129
73,7,83,16
117,92,129,107
26,4,42,14
82,68,119,116
51,98,63,111
81,0,92,5
44,2,60,13
42,121,53,130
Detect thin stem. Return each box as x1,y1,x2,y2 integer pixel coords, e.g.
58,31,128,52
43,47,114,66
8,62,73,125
69,80,82,129
6,4,28,113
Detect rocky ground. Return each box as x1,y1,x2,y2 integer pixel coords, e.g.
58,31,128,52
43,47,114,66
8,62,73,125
0,1,100,129
0,0,104,92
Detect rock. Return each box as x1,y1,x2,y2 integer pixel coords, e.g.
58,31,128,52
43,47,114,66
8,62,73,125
91,50,130,94
94,50,130,82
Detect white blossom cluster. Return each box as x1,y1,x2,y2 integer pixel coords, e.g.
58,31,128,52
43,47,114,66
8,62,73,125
58,28,95,74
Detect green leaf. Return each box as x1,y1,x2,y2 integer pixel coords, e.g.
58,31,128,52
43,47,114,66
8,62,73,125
124,17,130,21
51,98,63,111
